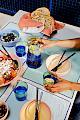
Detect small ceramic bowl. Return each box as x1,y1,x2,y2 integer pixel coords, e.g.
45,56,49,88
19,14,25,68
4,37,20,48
0,29,21,47
0,100,9,120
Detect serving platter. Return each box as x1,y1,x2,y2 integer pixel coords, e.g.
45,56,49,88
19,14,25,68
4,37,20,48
0,53,22,87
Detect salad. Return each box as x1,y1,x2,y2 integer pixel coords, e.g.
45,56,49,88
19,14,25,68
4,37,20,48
0,54,19,85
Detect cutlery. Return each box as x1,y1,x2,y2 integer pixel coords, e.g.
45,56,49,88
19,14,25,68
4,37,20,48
51,52,76,72
48,30,57,39
0,49,7,56
52,50,66,72
35,87,39,120
38,92,43,112
2,45,18,67
57,50,66,65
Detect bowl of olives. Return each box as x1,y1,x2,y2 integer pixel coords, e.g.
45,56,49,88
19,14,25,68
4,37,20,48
0,100,9,120
0,29,21,47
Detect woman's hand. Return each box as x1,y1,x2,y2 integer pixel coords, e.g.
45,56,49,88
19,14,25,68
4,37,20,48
44,75,73,93
37,38,57,50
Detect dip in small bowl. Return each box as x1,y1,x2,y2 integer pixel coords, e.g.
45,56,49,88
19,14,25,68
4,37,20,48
0,29,21,47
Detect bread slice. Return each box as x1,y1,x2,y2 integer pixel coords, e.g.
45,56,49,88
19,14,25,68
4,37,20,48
31,7,50,18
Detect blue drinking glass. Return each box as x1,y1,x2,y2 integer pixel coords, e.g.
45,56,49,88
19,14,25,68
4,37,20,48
14,82,28,101
15,41,27,57
16,45,26,57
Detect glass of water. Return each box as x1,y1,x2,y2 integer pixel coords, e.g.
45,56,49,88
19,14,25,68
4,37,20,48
14,81,28,101
26,37,42,69
15,41,27,57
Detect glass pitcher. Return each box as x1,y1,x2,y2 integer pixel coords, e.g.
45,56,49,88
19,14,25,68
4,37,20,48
26,37,42,69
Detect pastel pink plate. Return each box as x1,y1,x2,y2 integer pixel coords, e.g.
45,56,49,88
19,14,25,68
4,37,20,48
20,100,52,120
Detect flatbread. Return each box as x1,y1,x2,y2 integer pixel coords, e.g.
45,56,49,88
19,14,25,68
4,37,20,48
31,7,50,18
31,7,54,29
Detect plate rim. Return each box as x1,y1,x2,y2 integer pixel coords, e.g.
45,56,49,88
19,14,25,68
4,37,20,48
20,100,52,120
46,54,71,76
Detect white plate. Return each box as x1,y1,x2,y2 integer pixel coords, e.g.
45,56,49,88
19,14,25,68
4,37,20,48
46,54,71,76
22,25,44,33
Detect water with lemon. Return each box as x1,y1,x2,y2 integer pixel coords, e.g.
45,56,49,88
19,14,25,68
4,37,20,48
43,72,57,85
26,38,42,68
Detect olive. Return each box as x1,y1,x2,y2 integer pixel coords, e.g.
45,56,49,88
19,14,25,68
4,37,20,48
2,32,17,42
0,104,7,118
3,72,11,80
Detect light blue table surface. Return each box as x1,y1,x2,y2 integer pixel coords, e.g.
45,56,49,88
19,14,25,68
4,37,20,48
0,22,80,120
0,22,80,99
0,86,8,97
6,81,70,120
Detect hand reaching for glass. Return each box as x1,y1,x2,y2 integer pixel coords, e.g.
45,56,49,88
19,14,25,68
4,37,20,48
44,74,73,93
32,38,57,50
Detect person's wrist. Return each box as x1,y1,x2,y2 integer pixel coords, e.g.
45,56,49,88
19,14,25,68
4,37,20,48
70,82,76,90
52,40,59,46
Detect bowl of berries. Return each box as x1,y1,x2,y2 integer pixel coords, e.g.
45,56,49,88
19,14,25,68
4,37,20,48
0,29,21,47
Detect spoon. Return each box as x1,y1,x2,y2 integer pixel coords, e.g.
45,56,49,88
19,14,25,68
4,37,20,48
2,45,18,67
38,92,43,112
